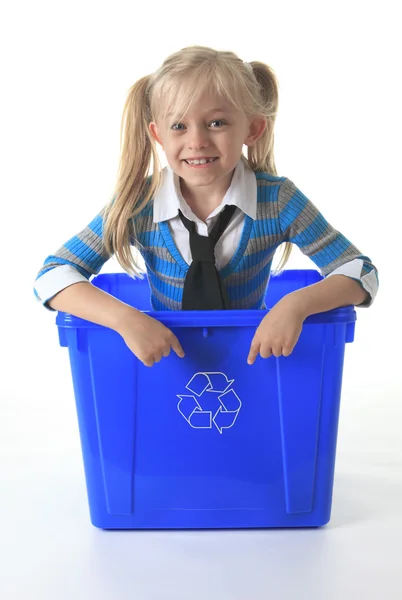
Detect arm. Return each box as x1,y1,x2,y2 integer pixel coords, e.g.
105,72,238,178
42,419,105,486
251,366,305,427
46,280,184,366
34,205,185,365
34,204,144,328
46,281,140,332
283,274,369,321
34,206,112,312
247,178,379,364
277,178,379,312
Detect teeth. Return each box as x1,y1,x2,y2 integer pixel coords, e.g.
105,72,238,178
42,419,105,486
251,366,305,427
186,158,216,165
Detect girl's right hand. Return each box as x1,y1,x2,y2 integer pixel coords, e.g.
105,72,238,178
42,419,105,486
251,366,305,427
116,309,185,367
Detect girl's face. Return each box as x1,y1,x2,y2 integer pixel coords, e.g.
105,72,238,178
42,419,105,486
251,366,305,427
149,90,266,194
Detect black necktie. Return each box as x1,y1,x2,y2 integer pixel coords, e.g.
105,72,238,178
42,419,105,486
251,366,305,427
178,205,237,310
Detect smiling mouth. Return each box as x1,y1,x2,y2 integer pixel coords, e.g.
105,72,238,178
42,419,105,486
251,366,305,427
183,158,219,165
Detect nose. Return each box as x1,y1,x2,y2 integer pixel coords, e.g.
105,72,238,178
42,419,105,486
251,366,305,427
187,124,210,149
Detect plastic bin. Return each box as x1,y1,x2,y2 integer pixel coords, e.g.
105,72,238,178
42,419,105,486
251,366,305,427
56,269,356,529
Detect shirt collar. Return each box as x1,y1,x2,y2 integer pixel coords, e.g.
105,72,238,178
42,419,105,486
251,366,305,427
153,157,257,223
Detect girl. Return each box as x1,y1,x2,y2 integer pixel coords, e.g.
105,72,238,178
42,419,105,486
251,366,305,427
33,45,378,367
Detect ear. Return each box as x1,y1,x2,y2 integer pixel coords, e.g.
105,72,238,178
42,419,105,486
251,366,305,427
244,116,267,147
149,122,163,147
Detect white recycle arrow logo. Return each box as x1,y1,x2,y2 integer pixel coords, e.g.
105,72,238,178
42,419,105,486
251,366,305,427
177,372,242,434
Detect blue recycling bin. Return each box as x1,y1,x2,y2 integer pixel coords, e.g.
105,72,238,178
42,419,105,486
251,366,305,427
56,269,356,529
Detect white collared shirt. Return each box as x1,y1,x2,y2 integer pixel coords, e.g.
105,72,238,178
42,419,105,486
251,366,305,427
153,157,256,270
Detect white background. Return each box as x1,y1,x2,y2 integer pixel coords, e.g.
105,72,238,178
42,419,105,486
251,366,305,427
1,1,401,598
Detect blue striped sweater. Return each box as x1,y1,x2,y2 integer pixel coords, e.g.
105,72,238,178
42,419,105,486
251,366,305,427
34,171,379,311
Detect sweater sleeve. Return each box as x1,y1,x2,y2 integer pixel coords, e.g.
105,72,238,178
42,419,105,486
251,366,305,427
277,178,379,307
33,207,112,312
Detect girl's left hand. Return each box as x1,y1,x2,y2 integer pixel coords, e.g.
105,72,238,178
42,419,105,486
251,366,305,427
247,296,306,365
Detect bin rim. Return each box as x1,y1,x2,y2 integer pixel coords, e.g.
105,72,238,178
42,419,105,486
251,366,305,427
56,306,356,329
55,269,356,328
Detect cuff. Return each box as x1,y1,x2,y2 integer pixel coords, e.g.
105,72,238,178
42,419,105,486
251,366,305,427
326,258,378,307
34,265,89,312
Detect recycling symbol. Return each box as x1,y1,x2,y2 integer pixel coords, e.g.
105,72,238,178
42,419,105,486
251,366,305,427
177,372,242,434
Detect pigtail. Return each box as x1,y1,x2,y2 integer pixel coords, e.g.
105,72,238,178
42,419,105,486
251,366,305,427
246,61,292,272
103,75,162,276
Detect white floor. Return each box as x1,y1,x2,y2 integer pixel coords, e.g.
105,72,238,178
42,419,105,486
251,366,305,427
1,376,401,599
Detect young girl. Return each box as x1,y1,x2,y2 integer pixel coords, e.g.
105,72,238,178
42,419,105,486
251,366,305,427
33,45,379,368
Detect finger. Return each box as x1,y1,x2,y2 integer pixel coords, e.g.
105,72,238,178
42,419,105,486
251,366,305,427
153,354,162,363
260,345,273,359
162,346,171,358
247,341,260,365
282,344,294,357
170,335,185,358
142,356,155,368
271,345,282,358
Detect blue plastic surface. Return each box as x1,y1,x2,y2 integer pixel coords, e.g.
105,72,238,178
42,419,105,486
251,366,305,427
56,269,356,529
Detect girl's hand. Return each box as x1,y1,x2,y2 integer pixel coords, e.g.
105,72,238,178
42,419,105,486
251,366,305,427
247,296,305,365
116,309,185,367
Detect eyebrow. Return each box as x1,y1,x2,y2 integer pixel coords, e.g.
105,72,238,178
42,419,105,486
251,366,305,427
166,107,230,118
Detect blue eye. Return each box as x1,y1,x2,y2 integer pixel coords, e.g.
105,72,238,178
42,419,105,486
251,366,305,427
171,120,226,131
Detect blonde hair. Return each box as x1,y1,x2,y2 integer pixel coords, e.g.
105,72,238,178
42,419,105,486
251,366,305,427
103,45,292,276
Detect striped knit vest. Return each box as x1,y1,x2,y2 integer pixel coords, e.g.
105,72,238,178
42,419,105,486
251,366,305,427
134,172,286,310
